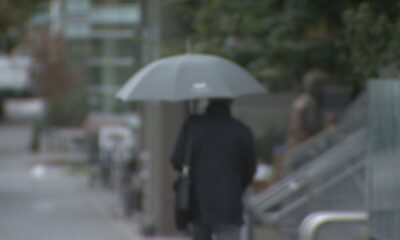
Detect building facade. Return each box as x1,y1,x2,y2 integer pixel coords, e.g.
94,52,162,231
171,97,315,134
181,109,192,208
29,0,141,113
29,0,189,235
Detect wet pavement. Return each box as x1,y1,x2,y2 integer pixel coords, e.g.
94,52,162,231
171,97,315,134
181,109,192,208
0,123,135,240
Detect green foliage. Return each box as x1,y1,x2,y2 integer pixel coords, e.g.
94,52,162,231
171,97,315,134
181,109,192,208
0,0,50,52
342,3,400,81
31,32,88,127
170,0,400,91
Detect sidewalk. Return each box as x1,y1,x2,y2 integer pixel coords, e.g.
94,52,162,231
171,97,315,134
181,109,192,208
0,151,189,240
0,159,132,240
30,153,190,240
88,187,190,240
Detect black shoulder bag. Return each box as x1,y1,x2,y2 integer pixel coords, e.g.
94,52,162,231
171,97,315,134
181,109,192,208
174,134,193,230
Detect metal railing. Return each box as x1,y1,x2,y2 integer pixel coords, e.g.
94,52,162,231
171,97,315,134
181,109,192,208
298,211,368,240
248,130,366,224
246,94,368,239
283,94,366,175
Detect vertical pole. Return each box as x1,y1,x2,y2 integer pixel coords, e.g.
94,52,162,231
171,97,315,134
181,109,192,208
367,80,400,240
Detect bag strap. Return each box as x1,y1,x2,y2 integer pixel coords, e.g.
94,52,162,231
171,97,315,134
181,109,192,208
182,130,193,176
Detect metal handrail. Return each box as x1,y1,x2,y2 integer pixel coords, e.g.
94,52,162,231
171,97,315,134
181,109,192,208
263,159,365,223
283,94,366,174
298,211,368,240
248,130,366,221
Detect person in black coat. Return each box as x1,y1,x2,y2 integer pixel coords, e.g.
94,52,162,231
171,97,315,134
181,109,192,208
170,99,257,240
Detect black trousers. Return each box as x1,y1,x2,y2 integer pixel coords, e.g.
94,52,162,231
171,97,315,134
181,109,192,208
193,223,241,240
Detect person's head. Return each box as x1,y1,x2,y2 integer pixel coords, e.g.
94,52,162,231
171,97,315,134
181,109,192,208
208,98,233,107
302,68,327,98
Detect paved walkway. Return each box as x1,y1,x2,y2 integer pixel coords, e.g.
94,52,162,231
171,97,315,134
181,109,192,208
0,123,133,240
0,123,188,240
0,166,135,240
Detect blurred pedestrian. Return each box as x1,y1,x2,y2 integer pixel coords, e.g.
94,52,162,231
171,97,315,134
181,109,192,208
285,69,326,150
170,99,257,240
272,69,326,179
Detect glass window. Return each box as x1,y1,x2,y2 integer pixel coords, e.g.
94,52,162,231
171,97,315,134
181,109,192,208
87,65,135,85
92,0,138,5
89,38,139,58
66,0,90,12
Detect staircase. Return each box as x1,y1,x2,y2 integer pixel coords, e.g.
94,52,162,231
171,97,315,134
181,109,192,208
247,94,367,239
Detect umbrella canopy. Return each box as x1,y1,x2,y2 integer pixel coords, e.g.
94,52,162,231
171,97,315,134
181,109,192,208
116,54,267,102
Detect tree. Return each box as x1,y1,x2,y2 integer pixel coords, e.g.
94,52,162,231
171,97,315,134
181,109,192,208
342,3,400,82
170,0,400,91
0,0,49,52
30,30,88,126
